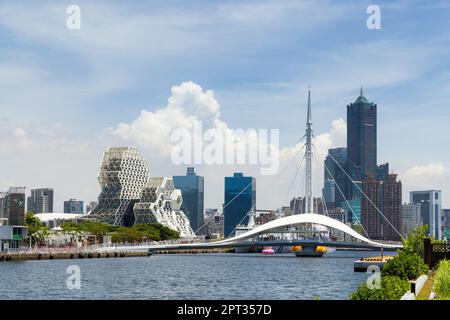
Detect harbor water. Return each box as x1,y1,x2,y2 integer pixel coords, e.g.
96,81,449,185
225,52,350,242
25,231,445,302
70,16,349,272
0,250,390,300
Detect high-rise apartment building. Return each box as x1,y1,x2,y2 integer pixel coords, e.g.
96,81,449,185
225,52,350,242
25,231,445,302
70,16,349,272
361,174,402,240
382,174,402,241
27,188,54,213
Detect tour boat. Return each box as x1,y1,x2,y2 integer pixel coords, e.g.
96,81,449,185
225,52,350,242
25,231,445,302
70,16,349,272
262,246,275,254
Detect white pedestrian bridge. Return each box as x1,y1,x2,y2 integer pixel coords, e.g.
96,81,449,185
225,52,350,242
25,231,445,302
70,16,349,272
94,213,403,252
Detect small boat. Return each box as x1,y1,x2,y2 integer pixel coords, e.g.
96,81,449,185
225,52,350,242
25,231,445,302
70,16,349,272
353,256,393,272
262,246,275,254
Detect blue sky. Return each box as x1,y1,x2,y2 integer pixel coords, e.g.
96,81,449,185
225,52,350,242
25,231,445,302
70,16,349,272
1,0,450,210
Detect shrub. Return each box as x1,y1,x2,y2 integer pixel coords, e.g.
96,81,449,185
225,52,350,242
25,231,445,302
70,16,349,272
402,225,428,256
350,276,410,300
382,251,429,280
433,260,450,300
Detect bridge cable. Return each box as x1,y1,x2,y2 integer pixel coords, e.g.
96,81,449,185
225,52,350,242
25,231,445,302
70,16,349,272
282,153,306,205
313,135,404,240
322,156,370,239
194,136,307,235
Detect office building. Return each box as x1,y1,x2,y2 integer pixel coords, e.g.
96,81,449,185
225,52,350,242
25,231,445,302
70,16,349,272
347,88,377,178
223,173,256,237
442,209,450,240
410,190,442,240
64,199,84,214
173,167,204,234
27,188,54,214
323,147,347,207
340,199,362,224
402,203,422,237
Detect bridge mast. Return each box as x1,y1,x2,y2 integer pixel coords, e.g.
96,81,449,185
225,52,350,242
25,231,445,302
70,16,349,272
305,88,314,213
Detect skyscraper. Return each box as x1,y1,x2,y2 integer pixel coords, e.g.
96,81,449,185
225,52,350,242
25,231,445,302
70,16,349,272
173,167,204,234
323,147,347,207
361,174,402,240
410,190,442,240
64,199,84,214
382,174,402,241
361,175,382,239
347,88,377,178
27,188,54,214
223,173,256,237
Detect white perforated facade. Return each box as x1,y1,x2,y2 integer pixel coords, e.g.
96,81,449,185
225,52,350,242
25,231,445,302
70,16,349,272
88,147,195,238
134,177,195,238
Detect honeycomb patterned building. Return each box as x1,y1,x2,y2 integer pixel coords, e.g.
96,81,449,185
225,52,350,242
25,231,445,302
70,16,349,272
134,177,195,238
88,147,195,237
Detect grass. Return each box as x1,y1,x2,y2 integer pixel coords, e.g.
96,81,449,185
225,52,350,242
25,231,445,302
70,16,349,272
433,260,450,300
416,274,433,300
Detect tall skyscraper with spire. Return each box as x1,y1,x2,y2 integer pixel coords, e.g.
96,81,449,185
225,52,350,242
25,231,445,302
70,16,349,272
347,87,377,178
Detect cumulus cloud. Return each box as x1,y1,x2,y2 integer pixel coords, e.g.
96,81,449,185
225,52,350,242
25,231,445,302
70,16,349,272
401,163,450,192
112,81,279,170
113,82,221,157
111,81,348,209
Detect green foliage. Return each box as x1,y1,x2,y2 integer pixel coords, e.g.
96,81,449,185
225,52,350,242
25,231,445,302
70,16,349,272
433,260,450,300
382,251,429,280
25,211,47,237
402,225,428,256
59,221,179,243
350,276,410,300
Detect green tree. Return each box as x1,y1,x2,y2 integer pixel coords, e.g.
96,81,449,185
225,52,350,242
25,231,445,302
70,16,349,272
25,211,46,236
382,250,429,280
402,225,428,256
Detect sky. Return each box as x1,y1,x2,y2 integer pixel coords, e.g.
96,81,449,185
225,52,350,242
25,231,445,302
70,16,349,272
1,0,450,211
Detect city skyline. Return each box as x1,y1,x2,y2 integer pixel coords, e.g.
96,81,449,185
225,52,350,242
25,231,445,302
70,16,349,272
1,1,450,211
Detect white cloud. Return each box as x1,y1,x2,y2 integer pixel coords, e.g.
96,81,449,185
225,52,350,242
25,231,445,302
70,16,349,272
399,163,450,207
112,81,347,209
